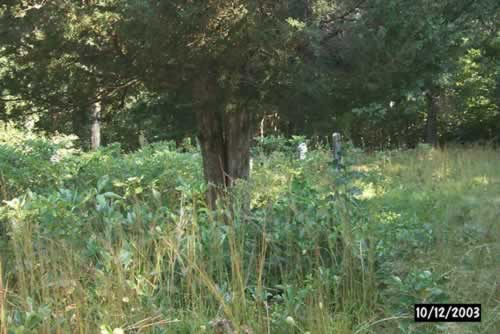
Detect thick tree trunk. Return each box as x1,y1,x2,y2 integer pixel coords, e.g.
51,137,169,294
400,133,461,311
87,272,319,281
197,107,252,208
425,92,439,147
194,77,253,209
90,101,101,150
194,76,225,208
224,109,252,187
197,107,227,207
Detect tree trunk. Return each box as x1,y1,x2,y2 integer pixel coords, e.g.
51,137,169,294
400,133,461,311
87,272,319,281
260,114,265,140
224,108,252,187
197,108,253,208
194,77,253,209
425,92,439,147
90,101,101,150
197,107,226,208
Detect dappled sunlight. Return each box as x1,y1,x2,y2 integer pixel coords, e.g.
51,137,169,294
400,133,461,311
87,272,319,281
430,165,451,181
379,163,404,176
471,175,489,186
355,181,380,200
365,150,499,331
352,164,377,173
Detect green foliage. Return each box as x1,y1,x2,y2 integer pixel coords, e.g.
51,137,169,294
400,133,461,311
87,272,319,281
1,128,499,333
1,0,498,149
0,122,79,196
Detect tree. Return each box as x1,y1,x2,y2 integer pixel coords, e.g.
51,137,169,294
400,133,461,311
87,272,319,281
1,1,299,206
0,1,139,149
315,0,500,147
111,1,298,206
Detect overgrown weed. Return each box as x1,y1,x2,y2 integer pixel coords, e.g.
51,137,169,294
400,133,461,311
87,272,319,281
0,125,498,333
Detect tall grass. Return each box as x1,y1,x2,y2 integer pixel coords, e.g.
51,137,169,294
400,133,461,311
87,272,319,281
0,126,499,333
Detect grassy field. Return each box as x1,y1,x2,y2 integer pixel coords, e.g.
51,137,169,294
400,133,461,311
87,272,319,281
0,125,499,333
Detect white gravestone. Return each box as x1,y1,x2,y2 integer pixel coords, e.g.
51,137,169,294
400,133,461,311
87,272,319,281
298,142,308,160
332,132,342,170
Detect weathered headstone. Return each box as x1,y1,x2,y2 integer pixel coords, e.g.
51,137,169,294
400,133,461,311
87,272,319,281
138,130,147,147
90,101,101,150
298,142,308,160
332,132,342,170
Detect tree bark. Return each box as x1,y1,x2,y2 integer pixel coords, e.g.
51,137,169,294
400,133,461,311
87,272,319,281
197,107,226,208
224,108,252,187
425,92,439,147
194,77,253,209
90,101,101,150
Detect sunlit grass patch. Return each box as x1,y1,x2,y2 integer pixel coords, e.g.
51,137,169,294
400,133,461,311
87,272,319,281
366,146,500,333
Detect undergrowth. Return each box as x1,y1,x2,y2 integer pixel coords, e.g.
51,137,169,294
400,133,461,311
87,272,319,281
0,123,498,333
